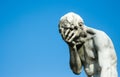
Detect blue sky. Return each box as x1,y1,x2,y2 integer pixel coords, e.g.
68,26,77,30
0,0,120,77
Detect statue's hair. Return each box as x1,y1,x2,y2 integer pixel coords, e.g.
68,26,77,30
60,12,84,24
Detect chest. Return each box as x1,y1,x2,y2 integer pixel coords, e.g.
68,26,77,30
84,39,97,59
78,39,97,61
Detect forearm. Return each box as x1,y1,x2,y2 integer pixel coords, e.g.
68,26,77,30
69,46,82,75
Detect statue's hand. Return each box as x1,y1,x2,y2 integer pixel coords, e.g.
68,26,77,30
65,29,80,42
59,26,81,46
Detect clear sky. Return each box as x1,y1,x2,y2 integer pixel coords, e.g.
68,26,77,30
0,0,120,77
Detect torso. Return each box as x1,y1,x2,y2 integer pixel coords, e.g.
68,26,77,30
77,28,102,76
77,28,117,76
77,37,101,76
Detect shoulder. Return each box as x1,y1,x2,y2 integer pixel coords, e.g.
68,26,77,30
86,26,110,40
94,29,111,42
86,27,113,50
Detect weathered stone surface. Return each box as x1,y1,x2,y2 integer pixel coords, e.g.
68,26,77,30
59,12,118,77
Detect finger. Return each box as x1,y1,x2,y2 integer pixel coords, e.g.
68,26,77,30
65,29,70,36
66,30,74,41
66,31,74,42
68,34,76,42
68,32,76,42
72,41,76,45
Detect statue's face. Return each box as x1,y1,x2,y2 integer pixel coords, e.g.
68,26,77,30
59,20,87,45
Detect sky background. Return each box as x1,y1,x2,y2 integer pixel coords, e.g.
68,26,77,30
0,0,120,77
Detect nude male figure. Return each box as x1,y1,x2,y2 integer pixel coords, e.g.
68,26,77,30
59,12,118,77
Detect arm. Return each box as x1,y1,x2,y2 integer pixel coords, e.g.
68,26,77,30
59,20,83,75
69,45,82,75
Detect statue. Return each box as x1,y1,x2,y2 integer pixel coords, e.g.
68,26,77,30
58,12,118,77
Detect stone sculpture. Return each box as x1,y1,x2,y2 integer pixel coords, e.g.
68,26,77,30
58,12,118,77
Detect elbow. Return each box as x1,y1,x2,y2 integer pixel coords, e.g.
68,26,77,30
70,66,82,75
73,70,81,75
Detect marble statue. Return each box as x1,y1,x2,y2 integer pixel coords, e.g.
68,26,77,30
58,12,118,77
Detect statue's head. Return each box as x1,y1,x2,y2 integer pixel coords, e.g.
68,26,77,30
60,12,84,24
59,12,84,31
59,12,87,45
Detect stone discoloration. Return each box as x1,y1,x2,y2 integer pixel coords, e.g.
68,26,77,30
59,12,118,77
